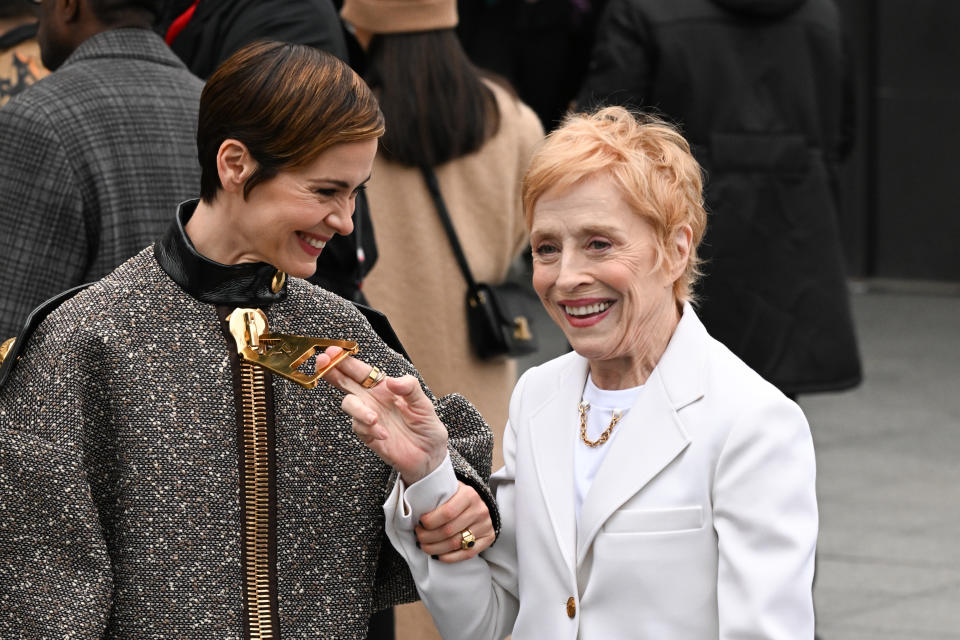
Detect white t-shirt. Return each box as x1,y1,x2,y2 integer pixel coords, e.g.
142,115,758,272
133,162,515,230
574,374,643,523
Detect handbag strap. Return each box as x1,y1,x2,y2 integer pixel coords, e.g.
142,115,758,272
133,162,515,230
420,165,481,292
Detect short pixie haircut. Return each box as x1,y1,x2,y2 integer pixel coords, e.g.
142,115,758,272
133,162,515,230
197,41,385,202
522,106,707,303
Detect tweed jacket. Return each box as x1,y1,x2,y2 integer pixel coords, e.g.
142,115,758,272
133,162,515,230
0,28,204,337
0,209,496,638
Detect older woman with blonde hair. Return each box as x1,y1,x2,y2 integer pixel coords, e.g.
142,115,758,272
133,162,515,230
319,106,818,638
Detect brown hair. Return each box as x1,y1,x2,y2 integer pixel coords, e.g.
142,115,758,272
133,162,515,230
522,107,707,303
364,29,499,168
197,41,385,202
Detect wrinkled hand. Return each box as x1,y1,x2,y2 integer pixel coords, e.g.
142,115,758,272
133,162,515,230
316,347,448,484
416,481,495,563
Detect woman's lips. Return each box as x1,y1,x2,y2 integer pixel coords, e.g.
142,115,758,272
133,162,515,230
558,299,615,328
296,231,328,257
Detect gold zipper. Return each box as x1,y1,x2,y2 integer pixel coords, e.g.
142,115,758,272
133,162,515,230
239,359,276,639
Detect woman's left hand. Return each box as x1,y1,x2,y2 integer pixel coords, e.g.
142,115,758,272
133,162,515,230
316,347,449,485
416,481,495,563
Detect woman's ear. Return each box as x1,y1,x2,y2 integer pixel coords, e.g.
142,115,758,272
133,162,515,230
216,139,256,195
668,224,693,281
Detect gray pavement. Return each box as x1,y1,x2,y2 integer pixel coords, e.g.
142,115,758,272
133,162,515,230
804,288,960,639
515,282,960,638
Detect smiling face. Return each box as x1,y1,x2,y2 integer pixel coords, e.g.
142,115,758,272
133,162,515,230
531,173,688,384
221,138,378,278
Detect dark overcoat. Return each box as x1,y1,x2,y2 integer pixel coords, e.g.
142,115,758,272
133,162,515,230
578,0,861,394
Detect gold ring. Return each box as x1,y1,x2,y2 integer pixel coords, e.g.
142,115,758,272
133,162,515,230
460,529,476,551
361,365,386,389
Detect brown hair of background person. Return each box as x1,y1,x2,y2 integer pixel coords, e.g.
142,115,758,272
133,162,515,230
197,40,385,203
35,0,162,71
361,28,499,167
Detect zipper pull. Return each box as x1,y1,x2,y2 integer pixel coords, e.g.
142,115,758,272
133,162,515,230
227,308,267,353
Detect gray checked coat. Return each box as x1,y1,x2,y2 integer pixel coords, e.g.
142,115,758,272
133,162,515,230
0,241,496,638
0,28,204,337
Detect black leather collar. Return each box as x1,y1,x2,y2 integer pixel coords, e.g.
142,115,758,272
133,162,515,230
155,200,288,306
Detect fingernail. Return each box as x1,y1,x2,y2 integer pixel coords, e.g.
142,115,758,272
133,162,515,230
431,554,438,560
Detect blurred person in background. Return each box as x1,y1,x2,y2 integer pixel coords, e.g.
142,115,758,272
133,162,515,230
0,41,496,638
0,0,204,337
322,106,818,639
577,0,861,399
456,0,606,131
0,0,49,105
339,0,543,636
160,0,348,78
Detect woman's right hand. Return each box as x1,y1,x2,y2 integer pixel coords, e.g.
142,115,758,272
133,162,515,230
316,347,449,485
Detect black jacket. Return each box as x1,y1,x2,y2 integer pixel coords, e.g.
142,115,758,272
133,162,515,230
578,0,861,394
166,0,348,78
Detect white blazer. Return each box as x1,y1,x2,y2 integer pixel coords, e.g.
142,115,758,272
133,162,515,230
385,305,817,639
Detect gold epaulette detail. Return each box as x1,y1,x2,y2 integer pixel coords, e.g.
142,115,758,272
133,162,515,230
0,338,14,365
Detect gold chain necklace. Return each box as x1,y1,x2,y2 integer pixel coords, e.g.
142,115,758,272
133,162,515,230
578,401,622,448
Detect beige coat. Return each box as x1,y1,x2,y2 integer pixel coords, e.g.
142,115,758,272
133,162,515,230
363,83,542,639
363,81,543,470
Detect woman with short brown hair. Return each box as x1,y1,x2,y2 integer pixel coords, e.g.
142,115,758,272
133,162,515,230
0,41,495,639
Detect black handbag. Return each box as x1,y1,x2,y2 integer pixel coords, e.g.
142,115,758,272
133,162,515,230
421,165,538,360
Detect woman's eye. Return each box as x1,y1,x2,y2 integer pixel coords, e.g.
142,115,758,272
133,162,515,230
534,244,558,257
315,188,337,197
588,239,611,250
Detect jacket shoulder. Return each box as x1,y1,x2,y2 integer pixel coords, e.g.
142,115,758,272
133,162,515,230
0,250,160,389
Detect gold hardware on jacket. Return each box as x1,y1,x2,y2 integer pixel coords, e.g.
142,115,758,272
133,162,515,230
226,308,359,388
238,357,275,639
0,338,14,365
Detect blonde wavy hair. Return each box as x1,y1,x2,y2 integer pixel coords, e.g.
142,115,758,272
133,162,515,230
522,106,707,303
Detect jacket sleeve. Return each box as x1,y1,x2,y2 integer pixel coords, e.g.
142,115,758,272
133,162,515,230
0,428,113,637
712,398,818,638
380,371,530,640
368,386,503,612
0,98,88,338
346,302,501,609
575,0,655,110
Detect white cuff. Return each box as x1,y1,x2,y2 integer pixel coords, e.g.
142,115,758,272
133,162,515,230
387,452,459,530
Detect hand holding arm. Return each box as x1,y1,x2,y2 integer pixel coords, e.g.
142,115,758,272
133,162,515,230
416,481,495,563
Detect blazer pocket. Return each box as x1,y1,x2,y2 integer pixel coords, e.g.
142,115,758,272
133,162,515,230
603,505,704,534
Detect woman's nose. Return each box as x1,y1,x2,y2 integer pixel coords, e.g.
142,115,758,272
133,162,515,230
327,199,355,236
555,252,591,290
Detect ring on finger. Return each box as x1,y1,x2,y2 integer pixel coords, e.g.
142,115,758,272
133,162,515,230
361,365,386,389
460,529,476,551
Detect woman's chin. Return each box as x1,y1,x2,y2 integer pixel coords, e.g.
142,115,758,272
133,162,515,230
271,258,317,280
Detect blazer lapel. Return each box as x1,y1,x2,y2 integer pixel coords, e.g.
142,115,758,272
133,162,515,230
528,355,589,577
576,303,707,566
